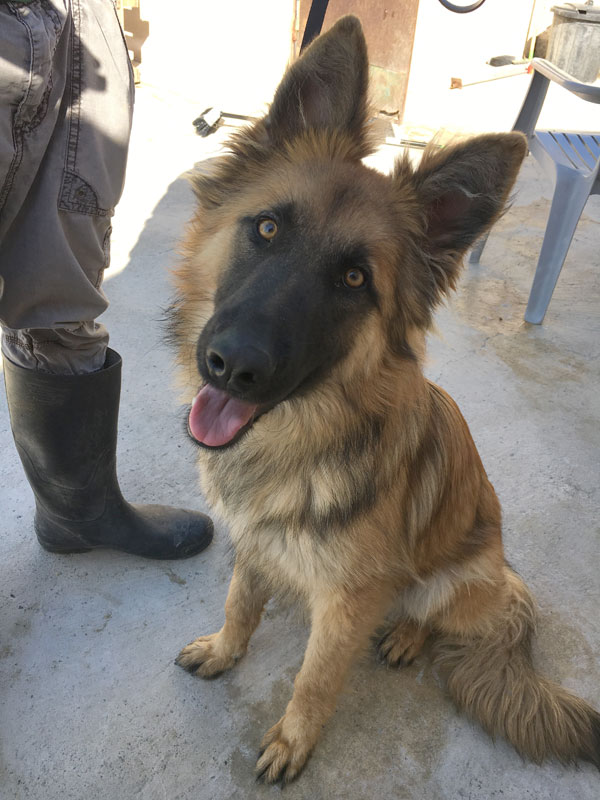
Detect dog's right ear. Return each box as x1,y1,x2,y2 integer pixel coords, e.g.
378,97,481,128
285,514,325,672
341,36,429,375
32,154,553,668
264,15,370,155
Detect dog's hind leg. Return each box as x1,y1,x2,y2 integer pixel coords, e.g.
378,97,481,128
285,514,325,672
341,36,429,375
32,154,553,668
256,586,389,784
377,618,430,667
176,560,269,677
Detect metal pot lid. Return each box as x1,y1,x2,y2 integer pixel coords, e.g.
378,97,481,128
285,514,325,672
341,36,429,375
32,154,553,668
551,3,600,21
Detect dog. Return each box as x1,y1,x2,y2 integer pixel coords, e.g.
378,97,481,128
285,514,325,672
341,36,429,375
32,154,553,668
169,15,600,783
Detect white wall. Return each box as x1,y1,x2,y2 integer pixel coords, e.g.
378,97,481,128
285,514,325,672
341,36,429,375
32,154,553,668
403,0,537,131
138,0,295,114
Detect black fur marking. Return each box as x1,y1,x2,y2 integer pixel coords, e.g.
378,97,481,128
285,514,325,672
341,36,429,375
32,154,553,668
454,506,498,564
161,297,188,353
196,200,379,412
582,709,600,770
251,415,383,533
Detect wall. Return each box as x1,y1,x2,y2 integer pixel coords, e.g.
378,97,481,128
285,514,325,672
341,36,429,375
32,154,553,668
137,0,295,115
403,0,537,131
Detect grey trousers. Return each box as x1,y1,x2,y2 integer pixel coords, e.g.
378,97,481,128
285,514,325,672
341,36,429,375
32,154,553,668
0,0,134,373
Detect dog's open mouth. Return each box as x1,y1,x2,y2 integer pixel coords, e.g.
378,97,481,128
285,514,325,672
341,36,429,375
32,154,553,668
188,384,259,448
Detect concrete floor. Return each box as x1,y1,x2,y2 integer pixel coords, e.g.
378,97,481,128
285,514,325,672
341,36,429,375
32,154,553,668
1,86,599,800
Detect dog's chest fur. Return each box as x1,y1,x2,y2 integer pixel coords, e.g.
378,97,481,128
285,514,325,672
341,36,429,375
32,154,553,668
195,415,384,595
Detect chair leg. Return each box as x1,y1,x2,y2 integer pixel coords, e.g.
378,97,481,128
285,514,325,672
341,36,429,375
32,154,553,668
468,232,490,264
525,169,591,324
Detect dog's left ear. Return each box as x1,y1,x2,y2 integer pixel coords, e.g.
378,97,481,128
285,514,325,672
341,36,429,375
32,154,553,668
411,133,527,296
265,15,370,154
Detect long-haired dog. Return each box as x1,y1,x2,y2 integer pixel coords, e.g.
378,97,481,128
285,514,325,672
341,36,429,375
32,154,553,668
169,16,599,783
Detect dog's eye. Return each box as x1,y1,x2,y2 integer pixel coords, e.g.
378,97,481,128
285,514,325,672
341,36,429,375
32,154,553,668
257,218,278,240
342,268,366,289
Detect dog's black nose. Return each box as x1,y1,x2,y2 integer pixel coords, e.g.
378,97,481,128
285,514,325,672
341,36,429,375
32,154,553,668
205,338,275,394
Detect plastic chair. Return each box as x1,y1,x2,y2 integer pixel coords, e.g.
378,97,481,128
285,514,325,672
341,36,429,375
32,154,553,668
469,58,600,323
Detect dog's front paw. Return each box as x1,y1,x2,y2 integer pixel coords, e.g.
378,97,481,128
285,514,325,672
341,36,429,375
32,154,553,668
176,633,239,678
255,716,315,784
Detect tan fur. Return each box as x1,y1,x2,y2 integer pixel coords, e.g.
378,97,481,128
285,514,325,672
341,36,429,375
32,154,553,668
171,16,599,783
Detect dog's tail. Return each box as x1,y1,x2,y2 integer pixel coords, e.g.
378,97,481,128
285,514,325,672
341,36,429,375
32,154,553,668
434,567,600,768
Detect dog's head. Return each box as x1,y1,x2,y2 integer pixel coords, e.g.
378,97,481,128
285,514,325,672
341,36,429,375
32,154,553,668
172,16,526,449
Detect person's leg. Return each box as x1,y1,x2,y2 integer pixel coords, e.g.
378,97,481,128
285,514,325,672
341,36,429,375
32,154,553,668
0,0,212,558
0,0,121,372
3,349,213,558
2,323,108,373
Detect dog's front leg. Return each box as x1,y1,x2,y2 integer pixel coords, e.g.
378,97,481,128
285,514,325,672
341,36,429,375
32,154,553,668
177,560,269,677
256,588,387,783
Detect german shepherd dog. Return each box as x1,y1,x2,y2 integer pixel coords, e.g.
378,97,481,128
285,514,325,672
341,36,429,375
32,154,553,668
170,16,600,783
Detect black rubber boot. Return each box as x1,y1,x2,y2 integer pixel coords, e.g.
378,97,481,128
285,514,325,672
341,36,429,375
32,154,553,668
3,348,213,559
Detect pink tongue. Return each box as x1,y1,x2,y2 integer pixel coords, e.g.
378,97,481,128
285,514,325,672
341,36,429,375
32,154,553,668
188,385,258,447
